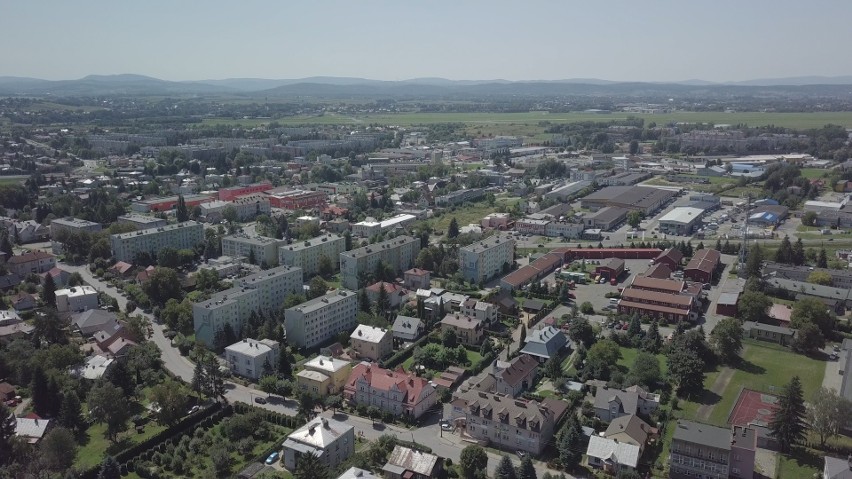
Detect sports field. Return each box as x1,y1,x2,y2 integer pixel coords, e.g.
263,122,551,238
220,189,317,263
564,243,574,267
202,110,852,130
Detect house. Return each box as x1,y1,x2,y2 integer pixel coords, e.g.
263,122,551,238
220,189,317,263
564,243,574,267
824,455,852,479
225,338,280,380
473,354,538,397
381,445,443,479
6,251,56,277
282,417,355,472
72,354,115,380
651,247,683,271
670,421,756,479
109,261,134,277
593,386,660,422
684,249,721,284
603,414,655,455
0,382,16,401
41,267,70,288
392,315,424,343
716,292,739,317
462,299,498,326
72,309,120,336
767,303,793,326
344,362,437,419
403,268,431,290
55,286,99,313
365,281,409,309
297,355,351,397
0,310,33,344
743,321,797,346
10,292,36,311
586,435,640,474
350,325,393,361
15,417,51,444
520,326,569,362
595,258,625,282
439,314,484,346
336,467,378,479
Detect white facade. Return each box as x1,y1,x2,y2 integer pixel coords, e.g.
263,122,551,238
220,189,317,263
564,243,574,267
459,235,515,283
230,193,271,221
55,286,98,313
339,235,420,290
193,265,303,346
225,338,280,380
110,221,204,263
462,300,498,325
351,214,416,238
350,325,393,361
279,233,345,280
221,234,284,267
284,290,357,349
282,417,355,472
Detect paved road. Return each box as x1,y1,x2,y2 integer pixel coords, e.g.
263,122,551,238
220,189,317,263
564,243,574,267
57,262,300,417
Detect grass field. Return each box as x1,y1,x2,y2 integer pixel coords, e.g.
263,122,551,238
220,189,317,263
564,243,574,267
76,421,168,469
705,341,825,426
799,168,832,179
425,202,497,232
617,346,669,376
201,111,852,130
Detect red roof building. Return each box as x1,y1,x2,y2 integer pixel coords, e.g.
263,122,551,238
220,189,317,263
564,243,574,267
344,363,437,419
684,249,721,284
652,248,684,271
267,189,327,210
218,181,273,201
643,263,673,279
556,248,661,262
630,276,685,294
617,286,696,323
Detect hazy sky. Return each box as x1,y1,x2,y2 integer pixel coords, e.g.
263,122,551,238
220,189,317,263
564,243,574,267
3,0,851,82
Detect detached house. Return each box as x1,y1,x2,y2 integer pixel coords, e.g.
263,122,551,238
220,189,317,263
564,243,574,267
7,251,56,277
593,386,660,422
350,325,393,361
344,363,437,419
439,314,484,346
473,354,538,397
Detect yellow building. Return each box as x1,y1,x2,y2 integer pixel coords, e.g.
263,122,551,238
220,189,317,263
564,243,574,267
296,355,351,397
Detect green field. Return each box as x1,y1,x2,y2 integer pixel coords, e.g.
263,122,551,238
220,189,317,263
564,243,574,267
706,341,825,427
202,110,852,130
617,347,668,376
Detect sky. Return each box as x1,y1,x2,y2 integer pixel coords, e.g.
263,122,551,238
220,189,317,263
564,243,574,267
2,0,852,83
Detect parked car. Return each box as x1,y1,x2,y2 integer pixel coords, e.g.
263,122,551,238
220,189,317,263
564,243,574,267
265,452,280,465
254,397,267,405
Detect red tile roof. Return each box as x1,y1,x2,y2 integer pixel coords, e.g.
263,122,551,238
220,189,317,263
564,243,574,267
7,251,54,264
345,363,429,404
631,276,685,294
366,281,406,295
685,249,721,274
620,287,693,307
654,247,683,265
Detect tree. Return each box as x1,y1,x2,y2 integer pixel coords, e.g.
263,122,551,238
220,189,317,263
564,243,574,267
442,328,458,348
519,324,527,344
769,376,806,452
176,194,189,222
626,210,642,229
97,456,121,479
41,273,56,307
737,290,771,324
33,308,67,345
775,235,793,264
0,403,15,465
627,352,661,389
627,315,641,341
807,270,832,286
459,445,488,479
343,231,352,251
545,356,563,380
210,443,232,477
324,394,343,414
580,302,594,315
642,320,662,354
248,248,257,265
567,316,595,349
142,267,182,306
817,248,828,268
802,210,817,227
0,233,12,259
157,247,180,268
448,217,460,239
87,383,131,443
359,288,371,313
745,243,764,278
374,282,390,316
495,455,518,479
223,205,238,224
294,452,328,479
40,427,77,472
308,276,329,299
558,415,584,470
516,455,537,479
31,366,53,417
585,339,622,380
58,390,85,433
709,317,743,364
628,139,639,155
149,380,189,425
807,387,852,447
792,322,825,353
791,297,835,337
792,238,805,266
318,254,334,278
667,346,705,395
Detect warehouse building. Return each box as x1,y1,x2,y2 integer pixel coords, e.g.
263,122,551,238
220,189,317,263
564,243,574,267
580,186,677,215
657,207,705,236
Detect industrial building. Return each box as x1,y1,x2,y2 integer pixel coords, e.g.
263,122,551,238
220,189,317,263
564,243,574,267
580,186,677,215
657,207,705,235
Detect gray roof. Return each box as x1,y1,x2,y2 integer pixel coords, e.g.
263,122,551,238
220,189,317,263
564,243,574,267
842,348,852,402
717,292,740,306
585,435,640,468
288,289,356,314
824,456,852,479
72,310,119,334
766,278,852,304
520,326,568,360
341,236,418,259
336,467,378,479
672,420,732,450
383,446,439,477
392,315,422,335
593,388,639,416
743,321,796,337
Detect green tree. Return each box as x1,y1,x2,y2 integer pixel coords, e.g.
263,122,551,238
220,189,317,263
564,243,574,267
87,383,131,443
642,320,662,354
308,276,329,299
558,415,584,470
31,366,52,417
157,247,180,268
495,455,518,479
817,248,828,268
0,233,12,259
627,315,641,341
210,442,232,477
580,302,594,315
448,217,460,239
359,288,372,313
628,139,640,155
545,356,563,380
737,290,771,324
294,452,328,479
792,238,805,265
775,235,793,264
585,339,622,381
791,297,835,337
667,346,705,395
41,273,56,307
142,267,183,306
567,316,595,349
0,403,16,465
58,390,85,433
745,243,764,278
97,456,121,479
176,194,189,223
33,307,67,345
519,324,527,344
39,427,77,472
442,328,458,348
627,352,661,389
791,322,825,354
318,254,334,278
709,317,743,364
324,394,343,413
459,445,488,479
374,282,390,316
807,270,832,285
807,386,852,447
516,455,537,479
626,210,642,229
149,379,189,425
223,205,238,224
769,376,806,452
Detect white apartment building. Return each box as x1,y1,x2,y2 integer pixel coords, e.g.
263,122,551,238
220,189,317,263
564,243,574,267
116,214,168,230
193,265,303,345
231,193,271,221
459,235,515,284
351,214,416,238
224,338,280,380
56,286,98,313
350,325,393,361
339,236,420,290
50,217,103,254
282,417,355,472
279,233,345,281
221,234,284,267
110,221,204,263
284,289,357,349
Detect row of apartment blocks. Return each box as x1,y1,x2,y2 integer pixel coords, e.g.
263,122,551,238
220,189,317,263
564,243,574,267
339,235,421,290
459,235,515,284
193,265,304,345
220,233,346,280
110,221,204,263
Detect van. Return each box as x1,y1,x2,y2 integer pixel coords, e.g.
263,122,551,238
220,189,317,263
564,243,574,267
609,298,619,305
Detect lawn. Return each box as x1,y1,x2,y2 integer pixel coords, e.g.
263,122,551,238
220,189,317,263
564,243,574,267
706,342,825,426
617,347,669,376
402,346,483,372
75,421,168,469
799,168,831,179
775,446,823,479
425,202,500,233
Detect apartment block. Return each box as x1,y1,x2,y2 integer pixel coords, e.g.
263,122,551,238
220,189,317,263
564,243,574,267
459,235,515,284
230,193,271,220
224,338,280,380
279,233,345,280
116,214,168,230
50,217,102,238
670,421,756,479
339,236,420,290
284,289,357,349
110,221,204,263
221,234,284,267
351,214,416,238
193,265,303,345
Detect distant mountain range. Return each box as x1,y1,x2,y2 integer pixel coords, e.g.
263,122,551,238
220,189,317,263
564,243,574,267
2,73,852,97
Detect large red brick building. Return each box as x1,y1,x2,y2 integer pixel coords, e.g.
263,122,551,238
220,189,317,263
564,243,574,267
267,189,327,210
684,249,722,284
218,181,273,201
